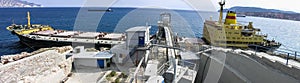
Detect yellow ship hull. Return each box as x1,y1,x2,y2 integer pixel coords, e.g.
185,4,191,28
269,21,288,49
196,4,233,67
203,20,264,48
6,25,53,35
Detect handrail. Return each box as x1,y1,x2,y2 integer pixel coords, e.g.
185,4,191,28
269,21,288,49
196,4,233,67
248,44,299,57
249,44,299,65
133,57,145,82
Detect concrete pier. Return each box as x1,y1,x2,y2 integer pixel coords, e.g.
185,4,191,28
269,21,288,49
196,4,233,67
196,47,300,83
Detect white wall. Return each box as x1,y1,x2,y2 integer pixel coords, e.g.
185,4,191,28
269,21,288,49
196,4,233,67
126,31,146,50
74,58,98,68
126,26,151,50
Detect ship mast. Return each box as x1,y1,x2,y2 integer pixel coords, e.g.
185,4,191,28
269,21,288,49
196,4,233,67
218,0,225,24
27,11,31,27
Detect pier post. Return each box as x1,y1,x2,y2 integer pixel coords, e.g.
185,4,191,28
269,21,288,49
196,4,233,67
286,53,289,65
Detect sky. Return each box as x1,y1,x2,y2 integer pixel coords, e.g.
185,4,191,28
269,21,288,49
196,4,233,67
26,0,300,12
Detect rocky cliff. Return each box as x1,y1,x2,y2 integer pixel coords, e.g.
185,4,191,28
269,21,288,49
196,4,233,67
0,0,41,7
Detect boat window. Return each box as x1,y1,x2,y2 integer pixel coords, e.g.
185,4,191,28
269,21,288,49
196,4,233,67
232,37,236,39
227,41,232,44
231,26,235,29
239,26,243,29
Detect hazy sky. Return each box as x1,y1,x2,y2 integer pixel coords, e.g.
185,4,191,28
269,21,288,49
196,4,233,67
27,0,300,12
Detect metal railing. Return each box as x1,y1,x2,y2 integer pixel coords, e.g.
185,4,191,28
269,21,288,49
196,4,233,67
249,44,299,65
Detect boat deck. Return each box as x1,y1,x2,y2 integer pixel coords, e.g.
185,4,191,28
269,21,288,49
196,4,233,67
26,30,126,45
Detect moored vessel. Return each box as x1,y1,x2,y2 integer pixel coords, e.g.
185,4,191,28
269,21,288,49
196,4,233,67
6,11,125,49
202,0,281,52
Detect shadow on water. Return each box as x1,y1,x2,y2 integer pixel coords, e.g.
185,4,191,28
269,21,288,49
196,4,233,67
0,40,34,56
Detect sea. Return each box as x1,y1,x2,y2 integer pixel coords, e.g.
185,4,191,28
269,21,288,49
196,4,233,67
0,7,300,55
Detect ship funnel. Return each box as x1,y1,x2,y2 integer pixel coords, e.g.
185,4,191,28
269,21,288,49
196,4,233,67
224,11,237,25
27,11,31,27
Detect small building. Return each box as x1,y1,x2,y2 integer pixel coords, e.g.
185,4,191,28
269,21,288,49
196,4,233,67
110,44,130,64
125,26,151,50
71,46,113,68
111,26,150,64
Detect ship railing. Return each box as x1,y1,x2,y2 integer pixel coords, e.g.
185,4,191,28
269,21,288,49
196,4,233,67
255,33,268,37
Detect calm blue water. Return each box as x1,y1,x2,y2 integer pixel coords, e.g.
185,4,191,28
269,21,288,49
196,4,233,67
0,7,299,55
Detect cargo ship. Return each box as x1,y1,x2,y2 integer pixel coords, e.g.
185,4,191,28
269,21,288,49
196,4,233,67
6,12,125,49
202,0,281,52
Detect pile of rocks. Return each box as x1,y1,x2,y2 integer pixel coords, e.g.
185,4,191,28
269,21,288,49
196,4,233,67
0,46,73,83
0,46,72,64
1,52,31,64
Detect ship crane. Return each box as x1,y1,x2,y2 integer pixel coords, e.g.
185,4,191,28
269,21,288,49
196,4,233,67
218,0,225,24
27,11,31,28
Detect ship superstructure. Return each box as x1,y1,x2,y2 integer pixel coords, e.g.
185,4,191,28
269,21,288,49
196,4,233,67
202,0,281,51
6,12,53,35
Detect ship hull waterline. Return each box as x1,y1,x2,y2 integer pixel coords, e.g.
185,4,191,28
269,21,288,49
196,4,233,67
201,37,281,52
14,32,113,49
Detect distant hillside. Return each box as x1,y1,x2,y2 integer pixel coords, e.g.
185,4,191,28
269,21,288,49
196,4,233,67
225,6,297,14
222,6,300,21
0,0,41,7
